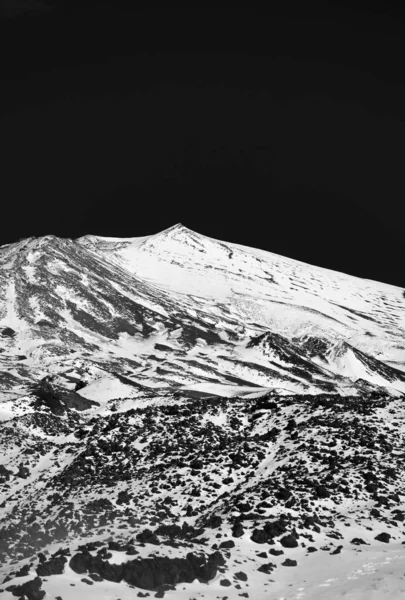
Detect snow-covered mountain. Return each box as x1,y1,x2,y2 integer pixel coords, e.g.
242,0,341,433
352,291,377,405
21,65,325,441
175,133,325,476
1,223,404,401
1,224,405,600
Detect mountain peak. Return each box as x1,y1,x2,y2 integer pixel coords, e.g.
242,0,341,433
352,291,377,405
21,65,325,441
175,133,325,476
144,222,206,247
158,223,193,236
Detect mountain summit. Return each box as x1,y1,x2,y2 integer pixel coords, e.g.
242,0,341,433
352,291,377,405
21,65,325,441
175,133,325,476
1,226,405,598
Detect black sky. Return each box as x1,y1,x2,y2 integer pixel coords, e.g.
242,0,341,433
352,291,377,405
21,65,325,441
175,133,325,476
1,3,404,287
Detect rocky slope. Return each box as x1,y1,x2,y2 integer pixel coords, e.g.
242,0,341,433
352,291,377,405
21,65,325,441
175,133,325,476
0,224,405,599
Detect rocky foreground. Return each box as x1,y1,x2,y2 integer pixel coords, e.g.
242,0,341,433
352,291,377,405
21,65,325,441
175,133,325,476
1,383,405,599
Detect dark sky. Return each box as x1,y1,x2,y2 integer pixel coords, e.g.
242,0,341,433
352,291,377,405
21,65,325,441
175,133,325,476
1,2,404,287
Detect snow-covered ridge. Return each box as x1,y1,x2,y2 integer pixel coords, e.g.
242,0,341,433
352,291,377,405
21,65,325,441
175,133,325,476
76,223,405,370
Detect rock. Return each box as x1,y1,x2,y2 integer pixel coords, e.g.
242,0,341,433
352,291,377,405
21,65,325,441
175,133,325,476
232,523,245,538
81,578,94,585
222,477,234,484
15,564,30,577
219,540,235,549
108,541,125,551
330,546,343,555
276,487,292,501
375,532,390,543
16,463,30,479
263,519,287,538
117,490,132,505
69,552,93,574
9,576,45,600
314,485,330,498
269,548,284,556
250,529,268,544
1,327,15,337
307,547,318,553
280,534,298,548
36,556,67,576
350,538,367,545
69,550,226,590
136,530,160,546
282,558,297,567
220,579,232,586
0,465,12,483
237,502,252,513
205,515,222,529
234,571,248,581
257,563,276,574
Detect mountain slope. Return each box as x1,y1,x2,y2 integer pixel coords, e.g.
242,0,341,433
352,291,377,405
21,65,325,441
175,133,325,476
1,224,405,600
0,224,404,398
78,223,405,367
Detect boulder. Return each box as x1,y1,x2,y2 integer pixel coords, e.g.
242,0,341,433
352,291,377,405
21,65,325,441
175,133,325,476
9,576,45,600
269,548,284,556
257,563,276,574
282,558,297,567
36,555,67,576
350,538,367,545
375,532,390,543
136,529,160,546
232,523,244,538
250,529,268,544
219,540,235,549
280,534,298,548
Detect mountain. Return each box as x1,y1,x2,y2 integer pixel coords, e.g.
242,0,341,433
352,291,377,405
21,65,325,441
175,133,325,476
2,223,405,399
0,224,405,599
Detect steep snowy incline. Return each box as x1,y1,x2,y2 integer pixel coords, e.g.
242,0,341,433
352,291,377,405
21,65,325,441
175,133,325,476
77,223,405,371
0,235,264,394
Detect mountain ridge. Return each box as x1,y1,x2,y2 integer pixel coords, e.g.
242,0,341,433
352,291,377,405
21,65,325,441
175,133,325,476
0,224,404,397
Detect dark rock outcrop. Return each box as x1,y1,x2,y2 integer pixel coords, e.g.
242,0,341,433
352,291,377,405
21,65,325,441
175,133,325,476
36,555,67,576
8,576,45,600
69,550,226,590
375,532,390,543
282,558,297,567
279,534,298,548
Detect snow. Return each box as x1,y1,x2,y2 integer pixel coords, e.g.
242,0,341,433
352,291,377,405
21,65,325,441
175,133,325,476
77,373,142,404
180,382,263,397
0,281,21,331
77,224,405,358
2,541,405,600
